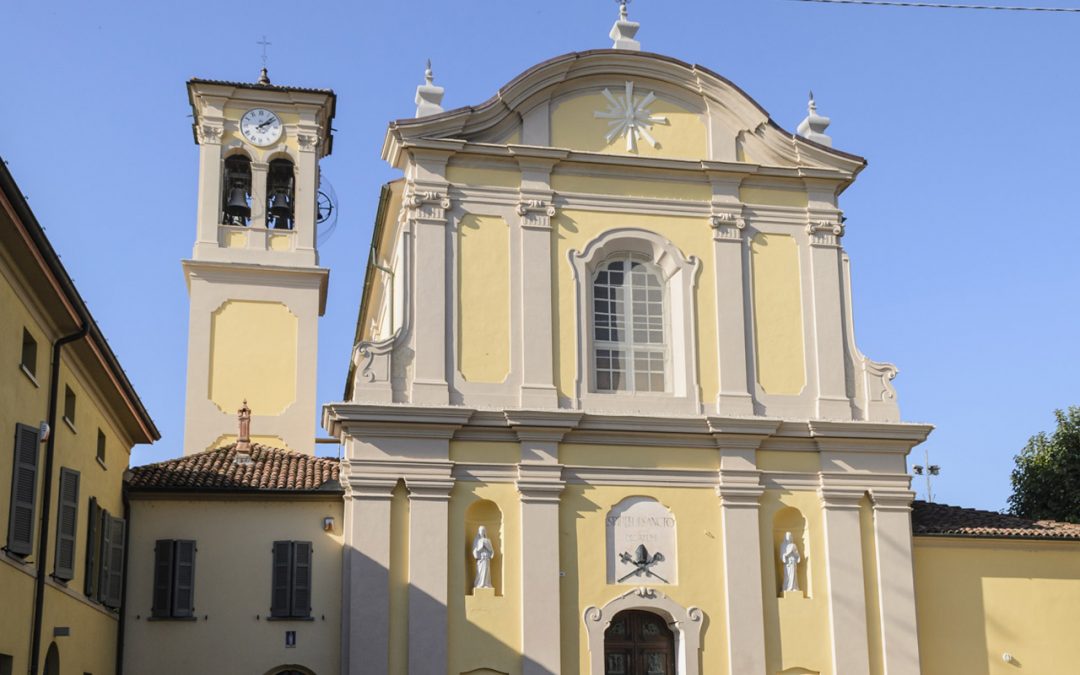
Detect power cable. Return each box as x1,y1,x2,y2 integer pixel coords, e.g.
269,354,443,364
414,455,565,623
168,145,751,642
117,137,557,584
787,0,1080,12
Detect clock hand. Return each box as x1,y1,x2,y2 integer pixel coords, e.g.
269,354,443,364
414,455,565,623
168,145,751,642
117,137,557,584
257,118,275,130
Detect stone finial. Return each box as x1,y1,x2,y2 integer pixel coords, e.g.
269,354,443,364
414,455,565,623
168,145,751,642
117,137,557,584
796,90,832,147
257,67,271,86
236,399,252,452
609,1,641,51
415,59,445,118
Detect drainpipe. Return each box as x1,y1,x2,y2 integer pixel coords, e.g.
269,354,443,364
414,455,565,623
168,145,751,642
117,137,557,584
28,321,88,675
114,490,131,675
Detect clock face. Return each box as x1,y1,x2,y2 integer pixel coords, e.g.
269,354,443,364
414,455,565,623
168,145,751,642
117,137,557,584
240,108,283,147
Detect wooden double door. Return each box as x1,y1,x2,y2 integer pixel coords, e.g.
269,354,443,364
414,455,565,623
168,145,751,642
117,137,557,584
604,609,676,675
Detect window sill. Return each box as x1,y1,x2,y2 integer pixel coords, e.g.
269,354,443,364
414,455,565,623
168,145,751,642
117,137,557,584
62,416,77,434
579,392,700,415
148,616,197,622
96,457,107,471
266,616,314,622
20,364,40,387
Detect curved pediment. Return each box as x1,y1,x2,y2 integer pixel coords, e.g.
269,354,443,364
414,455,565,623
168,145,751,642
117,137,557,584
384,49,864,175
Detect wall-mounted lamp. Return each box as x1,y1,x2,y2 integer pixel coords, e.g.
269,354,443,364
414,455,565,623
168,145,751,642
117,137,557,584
323,516,335,532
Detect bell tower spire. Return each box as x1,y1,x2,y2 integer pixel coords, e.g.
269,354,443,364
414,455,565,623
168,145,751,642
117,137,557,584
182,74,336,456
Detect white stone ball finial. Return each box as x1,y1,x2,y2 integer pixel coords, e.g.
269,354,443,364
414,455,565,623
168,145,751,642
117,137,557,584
415,59,445,118
797,89,832,147
610,0,641,51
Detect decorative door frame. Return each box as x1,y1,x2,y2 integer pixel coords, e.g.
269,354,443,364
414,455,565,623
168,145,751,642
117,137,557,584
583,587,703,675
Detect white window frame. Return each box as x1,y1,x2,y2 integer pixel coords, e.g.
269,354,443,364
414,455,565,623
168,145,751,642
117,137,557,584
591,254,670,394
569,228,702,414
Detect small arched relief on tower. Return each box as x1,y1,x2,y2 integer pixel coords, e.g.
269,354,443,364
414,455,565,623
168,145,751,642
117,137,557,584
606,497,677,585
774,507,810,598
465,499,502,596
778,668,819,675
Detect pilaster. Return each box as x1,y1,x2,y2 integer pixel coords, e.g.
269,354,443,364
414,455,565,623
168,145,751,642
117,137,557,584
805,179,852,420
405,154,452,405
708,173,754,416
509,412,573,675
194,119,225,255
406,475,454,675
818,483,872,675
870,490,922,675
716,433,768,675
341,478,397,675
249,161,269,231
516,158,560,409
294,124,321,257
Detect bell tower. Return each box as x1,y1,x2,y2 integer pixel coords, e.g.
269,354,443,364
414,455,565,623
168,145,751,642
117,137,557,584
182,70,335,456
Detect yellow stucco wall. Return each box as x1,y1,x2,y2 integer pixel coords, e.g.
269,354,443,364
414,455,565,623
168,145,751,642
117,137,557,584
0,255,136,674
447,165,521,189
551,173,712,202
553,209,719,404
914,537,1080,675
208,299,297,415
458,215,511,383
751,233,806,395
559,484,730,673
740,184,810,209
448,481,523,675
205,433,294,453
550,90,707,160
124,497,343,675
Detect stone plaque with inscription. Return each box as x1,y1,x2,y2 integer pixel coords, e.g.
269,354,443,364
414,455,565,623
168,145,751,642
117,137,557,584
606,497,678,585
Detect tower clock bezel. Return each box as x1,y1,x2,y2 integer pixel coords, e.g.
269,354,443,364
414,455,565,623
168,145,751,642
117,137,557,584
239,107,283,147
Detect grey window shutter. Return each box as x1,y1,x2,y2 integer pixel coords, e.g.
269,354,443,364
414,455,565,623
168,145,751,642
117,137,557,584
103,515,126,609
97,509,112,603
152,539,175,617
271,541,292,618
6,423,40,556
291,542,312,618
172,540,196,618
84,497,100,598
52,468,80,581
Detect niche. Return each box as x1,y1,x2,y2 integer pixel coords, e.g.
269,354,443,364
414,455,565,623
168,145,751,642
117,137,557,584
465,499,503,596
773,506,810,598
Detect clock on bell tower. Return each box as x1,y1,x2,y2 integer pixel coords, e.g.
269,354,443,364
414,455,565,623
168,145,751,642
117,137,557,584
182,69,336,456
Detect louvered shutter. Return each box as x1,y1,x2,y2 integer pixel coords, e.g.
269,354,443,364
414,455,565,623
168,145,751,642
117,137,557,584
97,509,112,603
84,497,99,597
152,539,175,617
271,541,292,617
291,542,312,618
6,424,40,556
102,515,125,609
52,468,80,581
172,540,196,618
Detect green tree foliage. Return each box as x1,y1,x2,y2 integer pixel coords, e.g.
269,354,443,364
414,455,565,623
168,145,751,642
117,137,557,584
1008,407,1080,524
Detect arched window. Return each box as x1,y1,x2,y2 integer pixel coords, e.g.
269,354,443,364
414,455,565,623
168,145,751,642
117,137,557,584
222,154,252,226
592,255,667,393
267,159,295,230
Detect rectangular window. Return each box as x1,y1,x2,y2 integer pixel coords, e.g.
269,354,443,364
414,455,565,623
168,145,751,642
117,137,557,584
97,509,126,609
271,541,312,619
0,654,12,675
20,329,37,379
84,498,100,598
96,430,106,466
63,386,76,429
6,423,40,557
151,539,196,619
53,468,80,581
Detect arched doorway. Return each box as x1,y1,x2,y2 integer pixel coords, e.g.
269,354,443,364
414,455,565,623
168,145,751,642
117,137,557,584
43,643,59,675
604,609,675,674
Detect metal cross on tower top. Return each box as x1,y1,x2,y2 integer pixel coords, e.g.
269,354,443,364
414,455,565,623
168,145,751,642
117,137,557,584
257,35,272,68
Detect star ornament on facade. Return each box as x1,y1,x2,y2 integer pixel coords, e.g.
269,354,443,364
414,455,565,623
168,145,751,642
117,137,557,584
594,81,669,152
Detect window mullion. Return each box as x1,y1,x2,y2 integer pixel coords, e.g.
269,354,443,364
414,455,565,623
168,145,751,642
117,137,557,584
621,258,636,392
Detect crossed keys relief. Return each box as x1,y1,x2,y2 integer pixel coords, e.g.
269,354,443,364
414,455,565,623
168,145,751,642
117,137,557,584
618,544,669,583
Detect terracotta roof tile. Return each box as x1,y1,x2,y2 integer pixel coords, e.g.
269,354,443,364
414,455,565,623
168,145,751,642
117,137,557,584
126,444,339,492
911,500,1080,540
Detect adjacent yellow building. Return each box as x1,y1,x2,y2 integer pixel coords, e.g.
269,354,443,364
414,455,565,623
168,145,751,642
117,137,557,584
0,158,158,675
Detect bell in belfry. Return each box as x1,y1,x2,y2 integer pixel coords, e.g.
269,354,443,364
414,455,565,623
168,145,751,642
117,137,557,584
224,185,250,220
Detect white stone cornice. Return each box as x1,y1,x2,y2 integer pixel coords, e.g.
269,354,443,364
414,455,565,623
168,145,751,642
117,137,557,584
808,420,934,443
818,483,866,509
870,489,917,511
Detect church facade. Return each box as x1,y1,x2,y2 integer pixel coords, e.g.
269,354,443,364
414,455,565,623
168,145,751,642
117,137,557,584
110,8,1080,675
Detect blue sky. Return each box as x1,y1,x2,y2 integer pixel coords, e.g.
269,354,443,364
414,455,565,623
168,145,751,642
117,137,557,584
3,1,1078,511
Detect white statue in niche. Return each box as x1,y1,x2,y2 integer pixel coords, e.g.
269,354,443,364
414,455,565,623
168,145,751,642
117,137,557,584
780,531,802,592
472,525,495,589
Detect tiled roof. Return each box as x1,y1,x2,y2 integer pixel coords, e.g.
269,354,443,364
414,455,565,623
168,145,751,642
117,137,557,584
911,500,1080,540
187,77,335,96
126,444,340,493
